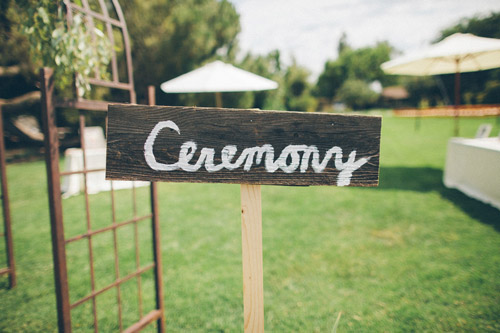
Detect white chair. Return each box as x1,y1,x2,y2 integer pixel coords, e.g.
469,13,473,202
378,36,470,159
62,126,147,197
475,124,492,138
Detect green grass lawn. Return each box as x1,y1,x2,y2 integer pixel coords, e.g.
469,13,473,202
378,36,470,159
1,114,500,332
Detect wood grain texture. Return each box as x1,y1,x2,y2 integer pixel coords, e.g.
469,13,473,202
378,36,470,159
240,184,264,333
106,104,381,186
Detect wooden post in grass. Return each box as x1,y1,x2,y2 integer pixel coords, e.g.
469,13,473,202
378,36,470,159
105,104,381,332
241,184,264,332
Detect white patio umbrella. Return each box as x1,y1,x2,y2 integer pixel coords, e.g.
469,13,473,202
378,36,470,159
160,60,278,107
381,33,500,135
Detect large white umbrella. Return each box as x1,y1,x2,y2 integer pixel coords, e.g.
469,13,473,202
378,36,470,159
381,33,500,135
160,60,278,107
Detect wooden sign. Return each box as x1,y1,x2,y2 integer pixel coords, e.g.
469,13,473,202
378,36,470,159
106,102,381,332
105,105,381,186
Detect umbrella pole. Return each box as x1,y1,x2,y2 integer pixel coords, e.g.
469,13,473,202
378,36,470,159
454,64,460,136
216,92,223,108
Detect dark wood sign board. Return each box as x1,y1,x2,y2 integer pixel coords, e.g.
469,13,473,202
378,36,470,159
106,104,381,187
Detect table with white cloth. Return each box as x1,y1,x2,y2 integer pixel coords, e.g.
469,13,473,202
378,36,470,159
443,137,500,210
62,148,148,198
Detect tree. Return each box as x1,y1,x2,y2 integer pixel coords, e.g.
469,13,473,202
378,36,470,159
0,1,30,69
403,76,445,107
235,50,285,110
315,60,346,101
315,35,395,108
337,31,350,55
0,0,37,99
121,0,241,105
342,41,394,85
283,60,317,112
336,79,378,110
438,12,500,40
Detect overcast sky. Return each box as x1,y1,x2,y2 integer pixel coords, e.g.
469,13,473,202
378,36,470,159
228,0,500,78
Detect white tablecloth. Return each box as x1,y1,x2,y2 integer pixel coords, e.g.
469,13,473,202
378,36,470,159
61,148,148,198
443,137,500,210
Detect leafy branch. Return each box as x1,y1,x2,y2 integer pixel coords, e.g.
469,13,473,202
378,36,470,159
20,1,111,97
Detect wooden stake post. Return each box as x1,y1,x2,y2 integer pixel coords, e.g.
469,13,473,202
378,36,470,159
241,184,264,332
106,105,381,332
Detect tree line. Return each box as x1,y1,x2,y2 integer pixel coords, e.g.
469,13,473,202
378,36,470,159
1,0,499,114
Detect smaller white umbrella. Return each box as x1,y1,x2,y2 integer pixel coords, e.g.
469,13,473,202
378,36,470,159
161,60,278,107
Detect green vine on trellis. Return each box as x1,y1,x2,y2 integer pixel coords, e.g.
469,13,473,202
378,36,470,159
21,1,111,97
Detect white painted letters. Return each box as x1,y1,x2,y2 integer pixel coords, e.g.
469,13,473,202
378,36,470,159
143,120,369,186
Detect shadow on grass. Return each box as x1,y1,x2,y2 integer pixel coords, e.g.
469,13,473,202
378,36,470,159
378,166,500,231
0,279,9,290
